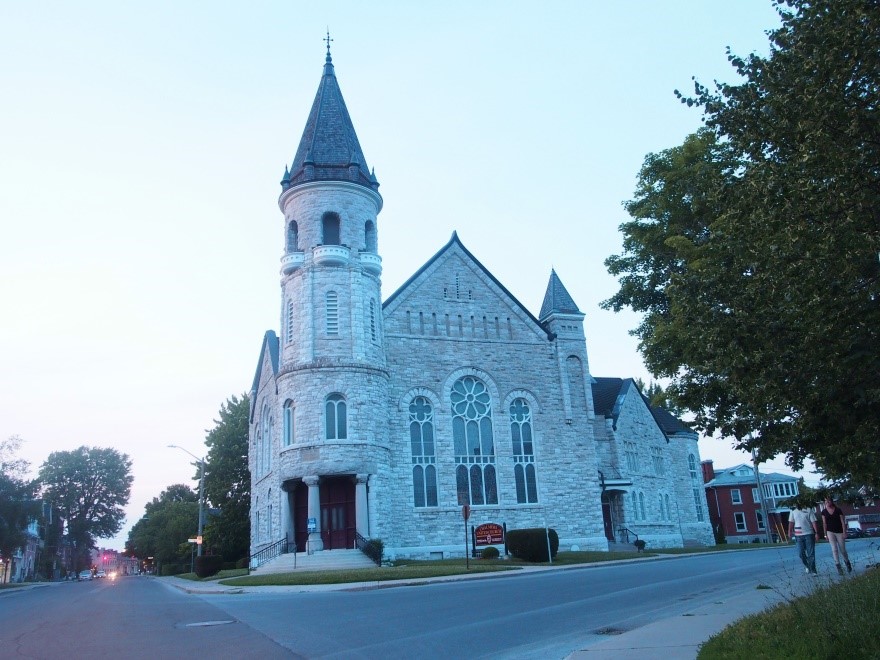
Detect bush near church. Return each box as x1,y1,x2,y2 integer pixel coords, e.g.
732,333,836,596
481,545,500,559
195,555,223,578
507,528,558,562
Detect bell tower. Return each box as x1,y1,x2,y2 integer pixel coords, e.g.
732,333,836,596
273,41,389,552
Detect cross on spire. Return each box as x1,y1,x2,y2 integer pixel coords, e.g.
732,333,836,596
324,29,333,62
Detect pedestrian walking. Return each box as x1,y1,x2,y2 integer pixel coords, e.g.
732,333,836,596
788,504,819,575
821,496,852,574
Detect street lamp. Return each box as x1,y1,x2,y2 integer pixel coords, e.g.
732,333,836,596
168,445,206,557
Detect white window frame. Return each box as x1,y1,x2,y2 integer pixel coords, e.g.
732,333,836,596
731,488,742,505
734,511,747,532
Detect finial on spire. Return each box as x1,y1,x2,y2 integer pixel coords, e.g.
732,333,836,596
324,28,333,63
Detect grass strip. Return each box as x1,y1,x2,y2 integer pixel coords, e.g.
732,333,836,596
698,568,880,659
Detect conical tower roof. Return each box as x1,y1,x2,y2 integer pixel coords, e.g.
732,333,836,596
539,269,581,321
282,45,377,191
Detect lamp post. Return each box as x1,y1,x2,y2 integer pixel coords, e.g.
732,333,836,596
168,445,206,557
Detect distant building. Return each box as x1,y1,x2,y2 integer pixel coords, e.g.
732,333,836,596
702,461,800,543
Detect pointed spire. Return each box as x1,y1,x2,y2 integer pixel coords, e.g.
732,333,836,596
283,39,377,192
539,269,582,321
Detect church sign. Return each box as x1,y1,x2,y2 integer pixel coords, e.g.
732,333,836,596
474,523,504,546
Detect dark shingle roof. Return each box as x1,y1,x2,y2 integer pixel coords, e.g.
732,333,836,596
250,330,279,420
591,376,693,439
591,377,627,419
538,269,581,320
282,51,377,191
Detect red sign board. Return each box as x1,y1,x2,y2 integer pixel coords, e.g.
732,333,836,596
475,523,504,546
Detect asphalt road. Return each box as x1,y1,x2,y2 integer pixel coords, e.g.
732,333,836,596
0,574,292,659
2,540,876,659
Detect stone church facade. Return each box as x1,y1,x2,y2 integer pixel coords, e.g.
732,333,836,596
248,48,714,560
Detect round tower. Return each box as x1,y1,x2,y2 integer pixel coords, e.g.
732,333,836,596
272,45,390,553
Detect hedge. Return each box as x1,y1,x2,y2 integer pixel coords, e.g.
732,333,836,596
506,528,558,562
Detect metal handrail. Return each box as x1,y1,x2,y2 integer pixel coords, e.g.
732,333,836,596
616,526,639,544
249,537,288,570
355,531,382,566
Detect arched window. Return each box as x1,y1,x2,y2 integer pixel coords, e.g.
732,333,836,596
665,494,671,521
639,492,646,520
283,401,294,447
689,453,705,521
254,495,260,544
451,376,497,505
259,404,271,477
268,490,273,542
409,396,437,507
364,220,377,252
254,428,262,478
322,212,341,245
325,393,347,440
566,355,587,412
631,491,638,522
326,291,339,335
286,220,299,252
510,398,537,504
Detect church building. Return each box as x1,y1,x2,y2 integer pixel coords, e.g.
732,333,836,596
249,47,714,561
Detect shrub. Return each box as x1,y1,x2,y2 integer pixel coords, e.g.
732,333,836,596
195,555,224,578
506,528,558,562
633,539,646,552
481,546,500,559
235,557,249,569
362,538,384,565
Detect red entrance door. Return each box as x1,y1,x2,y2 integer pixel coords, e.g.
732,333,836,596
320,477,356,550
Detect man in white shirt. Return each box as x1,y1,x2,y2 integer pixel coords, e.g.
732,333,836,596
788,505,819,575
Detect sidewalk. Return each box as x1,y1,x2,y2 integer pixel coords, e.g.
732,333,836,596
566,585,785,659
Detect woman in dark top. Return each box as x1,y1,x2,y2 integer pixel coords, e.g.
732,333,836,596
821,496,852,574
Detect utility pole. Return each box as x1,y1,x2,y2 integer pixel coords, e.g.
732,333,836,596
752,448,773,544
168,445,206,556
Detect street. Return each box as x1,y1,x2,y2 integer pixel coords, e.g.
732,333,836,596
2,541,876,659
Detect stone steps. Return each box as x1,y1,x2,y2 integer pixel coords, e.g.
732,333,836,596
253,548,377,575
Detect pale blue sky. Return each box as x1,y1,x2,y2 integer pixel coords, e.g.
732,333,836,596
1,1,806,551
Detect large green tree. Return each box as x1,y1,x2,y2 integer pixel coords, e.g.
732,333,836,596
605,0,880,485
0,436,39,563
39,446,133,570
126,484,199,566
202,394,250,561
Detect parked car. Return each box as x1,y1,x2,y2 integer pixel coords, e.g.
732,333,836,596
78,570,93,581
95,570,107,579
846,528,864,539
864,527,880,537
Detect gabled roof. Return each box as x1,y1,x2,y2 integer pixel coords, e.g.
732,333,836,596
383,232,554,340
591,377,630,423
591,376,692,440
705,465,799,488
538,269,582,320
250,331,279,419
281,50,377,191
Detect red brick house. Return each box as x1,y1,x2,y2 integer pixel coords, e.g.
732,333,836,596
702,461,800,543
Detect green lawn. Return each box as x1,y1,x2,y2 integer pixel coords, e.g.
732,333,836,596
174,543,784,587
